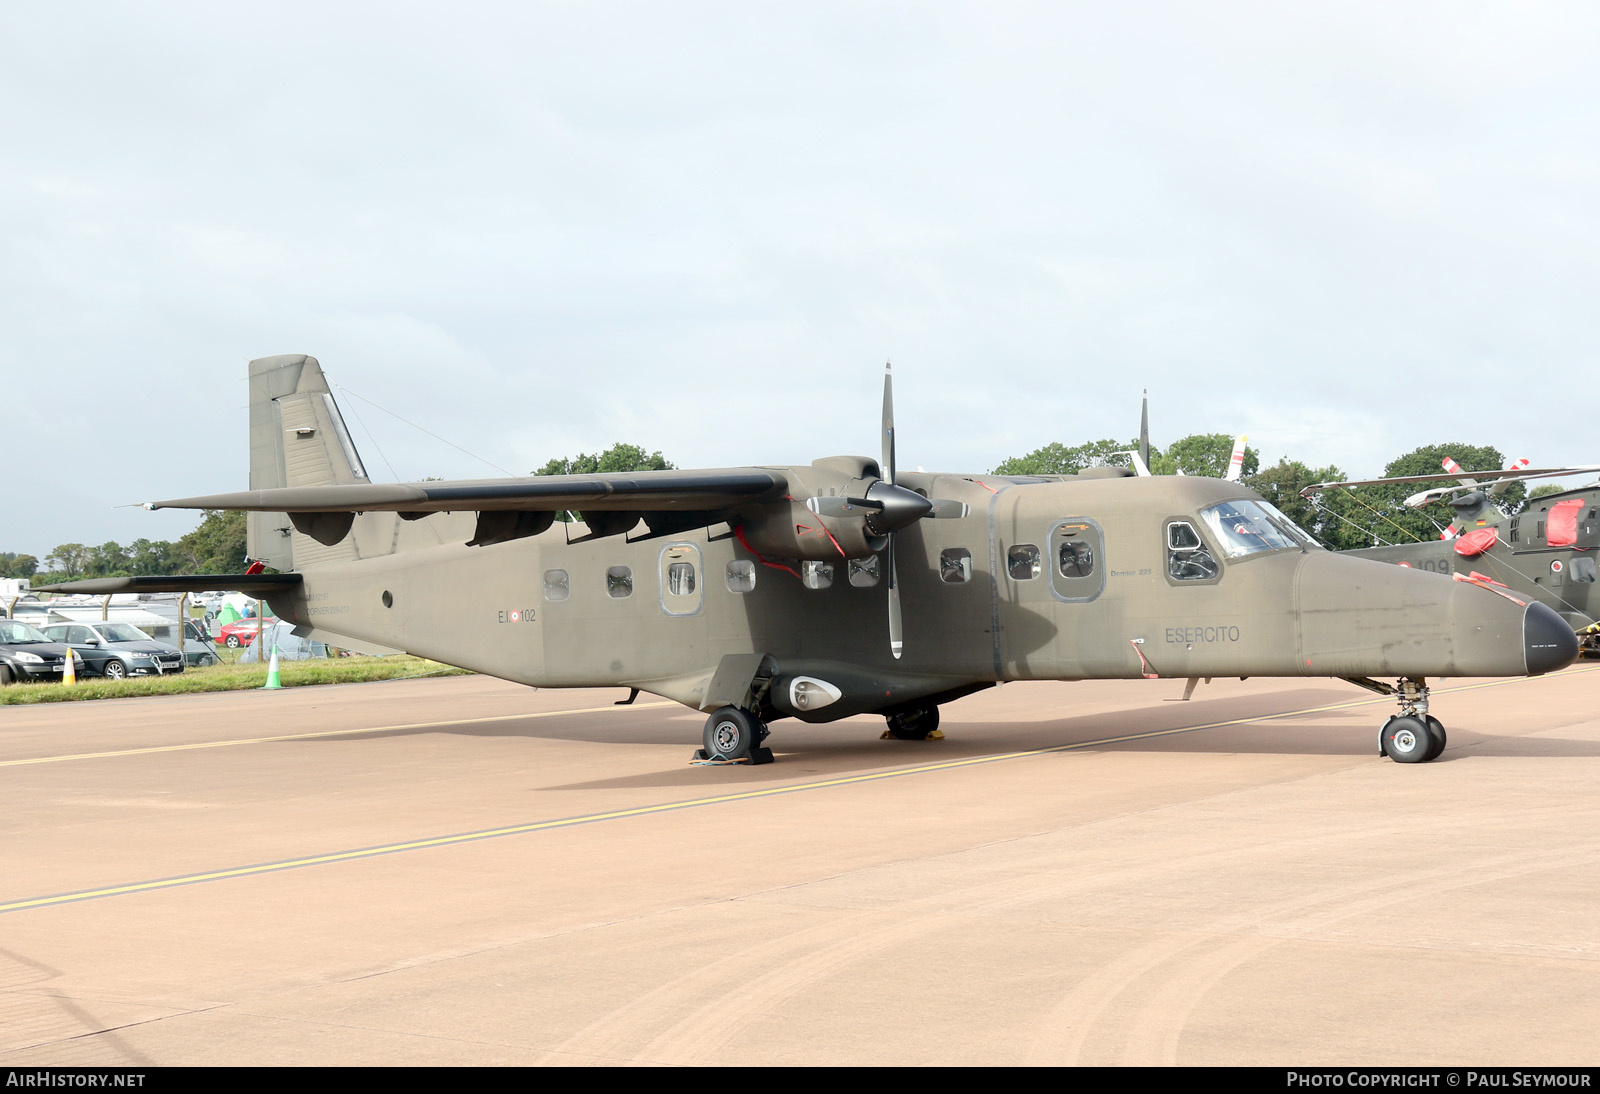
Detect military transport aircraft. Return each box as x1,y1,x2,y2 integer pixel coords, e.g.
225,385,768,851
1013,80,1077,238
36,355,1579,766
1304,462,1600,658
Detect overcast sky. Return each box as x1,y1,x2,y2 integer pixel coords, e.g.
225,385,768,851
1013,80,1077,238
4,2,1598,558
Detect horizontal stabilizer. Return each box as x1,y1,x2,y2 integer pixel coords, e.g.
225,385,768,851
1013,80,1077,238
29,574,305,596
145,469,787,515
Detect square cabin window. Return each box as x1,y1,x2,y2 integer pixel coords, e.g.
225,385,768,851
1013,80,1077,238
940,548,972,584
605,565,633,598
726,560,756,593
542,569,570,602
802,561,834,590
848,556,880,587
1008,544,1041,580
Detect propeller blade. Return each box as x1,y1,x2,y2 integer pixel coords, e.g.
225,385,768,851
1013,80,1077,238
882,362,896,486
1441,456,1479,491
1224,435,1248,482
1488,457,1531,496
886,535,902,659
925,499,969,518
1140,389,1151,471
806,496,883,517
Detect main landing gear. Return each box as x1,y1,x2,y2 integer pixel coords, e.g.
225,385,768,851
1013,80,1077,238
1379,678,1447,764
696,706,774,765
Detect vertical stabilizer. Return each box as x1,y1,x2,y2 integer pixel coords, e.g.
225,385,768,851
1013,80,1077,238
246,354,371,571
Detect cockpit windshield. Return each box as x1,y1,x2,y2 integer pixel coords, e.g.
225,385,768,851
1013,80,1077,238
1198,500,1320,559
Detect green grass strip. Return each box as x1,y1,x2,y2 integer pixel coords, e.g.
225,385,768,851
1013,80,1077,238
0,655,471,704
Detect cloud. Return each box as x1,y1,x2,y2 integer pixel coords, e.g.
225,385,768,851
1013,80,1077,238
5,3,1600,554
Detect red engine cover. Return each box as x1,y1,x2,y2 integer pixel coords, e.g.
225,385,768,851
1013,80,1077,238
1547,498,1583,547
1453,526,1499,557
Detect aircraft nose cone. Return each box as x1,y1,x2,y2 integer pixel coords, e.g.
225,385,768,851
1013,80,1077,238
1524,601,1579,675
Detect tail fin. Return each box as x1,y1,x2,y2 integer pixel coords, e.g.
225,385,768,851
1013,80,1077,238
247,354,371,571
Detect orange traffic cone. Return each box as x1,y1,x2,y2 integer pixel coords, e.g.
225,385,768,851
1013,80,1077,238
63,648,76,686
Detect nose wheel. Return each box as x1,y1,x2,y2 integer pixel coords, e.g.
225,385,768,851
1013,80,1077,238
1379,679,1447,763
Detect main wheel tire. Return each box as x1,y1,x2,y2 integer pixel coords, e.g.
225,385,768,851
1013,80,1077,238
703,707,760,761
1383,715,1435,763
0,665,11,687
196,653,217,667
887,706,941,741
1423,715,1447,761
102,660,128,681
225,635,241,648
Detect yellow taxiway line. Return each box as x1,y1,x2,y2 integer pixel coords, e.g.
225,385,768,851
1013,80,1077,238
3,669,1592,915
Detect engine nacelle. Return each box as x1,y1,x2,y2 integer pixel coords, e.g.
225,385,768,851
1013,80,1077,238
737,499,886,560
736,458,934,561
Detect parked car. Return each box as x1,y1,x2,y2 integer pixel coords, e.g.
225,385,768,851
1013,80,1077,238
0,619,83,684
180,620,220,667
40,621,185,679
216,617,278,648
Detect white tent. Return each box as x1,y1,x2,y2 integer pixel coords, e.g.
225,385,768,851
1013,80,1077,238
238,620,329,662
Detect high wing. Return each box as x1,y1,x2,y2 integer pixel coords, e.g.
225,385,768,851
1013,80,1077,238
147,468,790,548
145,468,787,515
1301,465,1600,497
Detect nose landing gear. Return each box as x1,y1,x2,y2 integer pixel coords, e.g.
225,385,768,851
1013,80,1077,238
1379,678,1446,763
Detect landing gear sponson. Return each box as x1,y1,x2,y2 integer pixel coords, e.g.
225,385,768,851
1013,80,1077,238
1349,676,1447,763
696,702,943,763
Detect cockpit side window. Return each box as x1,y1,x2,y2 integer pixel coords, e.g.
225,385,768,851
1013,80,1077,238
1167,520,1219,582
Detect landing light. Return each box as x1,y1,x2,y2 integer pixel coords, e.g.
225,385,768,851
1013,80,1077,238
789,676,842,711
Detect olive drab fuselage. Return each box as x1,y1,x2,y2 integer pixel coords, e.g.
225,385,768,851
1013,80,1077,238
264,472,1550,722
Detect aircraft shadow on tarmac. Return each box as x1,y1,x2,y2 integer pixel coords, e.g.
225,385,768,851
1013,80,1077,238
0,948,155,1065
285,689,1600,793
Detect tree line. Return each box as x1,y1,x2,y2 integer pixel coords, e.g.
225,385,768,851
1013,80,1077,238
993,433,1546,550
4,510,247,585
